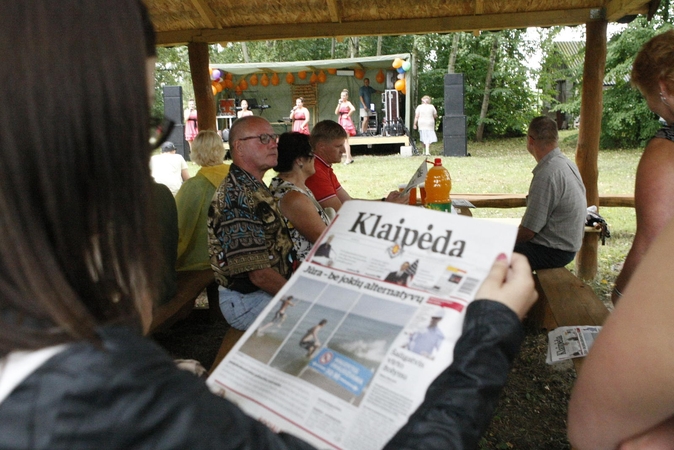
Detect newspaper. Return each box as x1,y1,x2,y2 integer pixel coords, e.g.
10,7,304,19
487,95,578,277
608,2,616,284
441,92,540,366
546,326,602,364
207,200,518,450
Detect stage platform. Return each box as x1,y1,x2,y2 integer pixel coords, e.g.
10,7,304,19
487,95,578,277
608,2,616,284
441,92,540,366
223,134,409,150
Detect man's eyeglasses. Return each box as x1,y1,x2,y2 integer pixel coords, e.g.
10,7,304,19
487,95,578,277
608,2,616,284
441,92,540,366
149,116,175,149
238,133,278,145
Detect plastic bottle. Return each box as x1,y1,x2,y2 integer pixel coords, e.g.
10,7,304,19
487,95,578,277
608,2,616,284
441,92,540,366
424,158,452,212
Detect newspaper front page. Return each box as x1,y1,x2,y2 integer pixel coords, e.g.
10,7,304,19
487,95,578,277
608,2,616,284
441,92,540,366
546,326,602,364
207,200,517,449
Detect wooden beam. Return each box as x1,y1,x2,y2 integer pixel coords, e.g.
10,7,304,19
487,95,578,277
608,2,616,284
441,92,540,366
575,20,607,282
474,0,484,15
188,42,217,133
190,0,220,29
156,8,600,45
605,0,651,21
326,0,341,23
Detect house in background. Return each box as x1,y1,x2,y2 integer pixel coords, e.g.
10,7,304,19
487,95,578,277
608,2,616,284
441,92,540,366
540,40,584,130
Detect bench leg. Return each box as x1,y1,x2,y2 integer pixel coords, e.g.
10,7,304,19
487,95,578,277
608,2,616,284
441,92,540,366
524,273,559,331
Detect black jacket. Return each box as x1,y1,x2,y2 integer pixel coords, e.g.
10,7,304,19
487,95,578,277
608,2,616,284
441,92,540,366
0,300,522,449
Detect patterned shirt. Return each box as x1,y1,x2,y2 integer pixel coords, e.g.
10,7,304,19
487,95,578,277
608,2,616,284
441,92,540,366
207,164,296,293
269,177,330,261
655,123,674,142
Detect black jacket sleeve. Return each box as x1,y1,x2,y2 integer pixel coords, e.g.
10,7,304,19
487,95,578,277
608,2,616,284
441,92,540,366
383,300,524,450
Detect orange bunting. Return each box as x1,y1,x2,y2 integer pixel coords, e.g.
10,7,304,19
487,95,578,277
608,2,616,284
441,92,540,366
271,73,280,86
225,72,233,80
317,70,327,83
225,79,234,89
239,78,248,90
298,71,307,80
261,73,270,87
249,73,259,86
286,72,295,84
354,69,365,80
327,68,337,75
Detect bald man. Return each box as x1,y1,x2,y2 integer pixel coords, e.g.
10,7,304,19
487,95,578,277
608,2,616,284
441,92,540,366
208,116,296,330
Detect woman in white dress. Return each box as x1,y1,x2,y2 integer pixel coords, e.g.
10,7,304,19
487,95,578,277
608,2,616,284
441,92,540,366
269,132,330,260
414,95,438,156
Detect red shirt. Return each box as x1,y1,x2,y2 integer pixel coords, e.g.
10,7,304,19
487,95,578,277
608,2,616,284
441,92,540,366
306,155,342,203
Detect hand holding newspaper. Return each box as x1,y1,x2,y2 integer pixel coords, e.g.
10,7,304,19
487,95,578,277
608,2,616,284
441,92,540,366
208,200,518,450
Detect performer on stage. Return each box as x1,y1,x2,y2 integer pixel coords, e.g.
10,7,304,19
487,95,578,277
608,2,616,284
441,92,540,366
290,97,310,135
183,99,198,150
335,89,356,165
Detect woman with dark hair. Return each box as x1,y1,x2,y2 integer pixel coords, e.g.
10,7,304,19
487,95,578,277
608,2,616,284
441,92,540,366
0,1,538,448
269,132,330,260
290,97,310,135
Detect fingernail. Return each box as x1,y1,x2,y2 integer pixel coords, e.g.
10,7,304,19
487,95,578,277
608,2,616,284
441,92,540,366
496,253,507,261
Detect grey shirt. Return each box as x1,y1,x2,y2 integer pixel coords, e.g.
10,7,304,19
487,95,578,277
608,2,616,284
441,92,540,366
522,148,586,252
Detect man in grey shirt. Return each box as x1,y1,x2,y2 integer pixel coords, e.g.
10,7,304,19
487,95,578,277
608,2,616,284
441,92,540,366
515,116,586,270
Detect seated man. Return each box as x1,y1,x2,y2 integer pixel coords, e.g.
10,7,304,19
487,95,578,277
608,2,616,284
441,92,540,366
514,116,586,270
306,120,406,211
207,116,296,330
150,141,190,195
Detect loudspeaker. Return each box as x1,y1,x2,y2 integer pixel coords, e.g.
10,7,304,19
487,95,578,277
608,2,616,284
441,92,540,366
443,135,467,157
444,74,465,117
163,86,183,123
383,90,399,123
443,116,466,136
162,86,187,159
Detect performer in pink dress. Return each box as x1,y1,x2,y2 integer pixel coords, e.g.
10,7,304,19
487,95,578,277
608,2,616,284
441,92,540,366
183,99,198,150
334,89,356,164
290,97,310,135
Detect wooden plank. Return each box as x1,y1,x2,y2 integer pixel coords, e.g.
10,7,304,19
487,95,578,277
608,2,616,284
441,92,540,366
155,8,599,45
451,193,634,208
148,269,215,334
605,0,651,21
190,0,220,29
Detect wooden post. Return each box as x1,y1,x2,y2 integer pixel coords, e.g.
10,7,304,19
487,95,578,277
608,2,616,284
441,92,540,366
575,20,607,281
188,42,216,132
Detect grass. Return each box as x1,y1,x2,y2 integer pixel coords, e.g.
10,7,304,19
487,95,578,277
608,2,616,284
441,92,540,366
188,129,642,302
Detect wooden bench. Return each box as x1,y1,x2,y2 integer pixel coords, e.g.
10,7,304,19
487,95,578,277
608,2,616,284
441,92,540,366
148,269,216,334
209,326,245,374
526,267,610,373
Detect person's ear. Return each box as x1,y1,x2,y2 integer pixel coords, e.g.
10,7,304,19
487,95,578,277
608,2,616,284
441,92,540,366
659,79,672,99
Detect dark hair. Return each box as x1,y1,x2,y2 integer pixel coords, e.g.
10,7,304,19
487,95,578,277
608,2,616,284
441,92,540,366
275,133,313,172
528,116,558,145
0,0,157,354
310,120,348,148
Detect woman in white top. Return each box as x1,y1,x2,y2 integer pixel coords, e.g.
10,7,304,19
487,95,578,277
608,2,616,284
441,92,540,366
237,99,254,119
269,132,330,260
414,95,438,156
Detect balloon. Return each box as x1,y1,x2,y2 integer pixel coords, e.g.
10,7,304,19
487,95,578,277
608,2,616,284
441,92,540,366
225,72,233,80
402,60,411,71
397,67,405,74
212,85,218,95
271,73,280,86
261,73,269,87
309,72,318,83
394,79,405,91
286,72,295,84
397,73,404,80
376,69,385,84
354,69,365,79
401,86,407,95
211,69,221,81
225,79,234,89
327,68,337,75
392,58,403,69
317,70,327,83
249,73,258,86
239,79,248,90
298,70,307,80
215,83,223,93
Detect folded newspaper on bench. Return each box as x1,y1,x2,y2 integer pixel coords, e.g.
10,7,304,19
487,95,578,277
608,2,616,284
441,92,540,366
546,326,602,364
207,200,517,450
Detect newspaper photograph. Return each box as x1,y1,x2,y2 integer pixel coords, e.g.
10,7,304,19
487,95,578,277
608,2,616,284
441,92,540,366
546,325,602,364
207,200,518,450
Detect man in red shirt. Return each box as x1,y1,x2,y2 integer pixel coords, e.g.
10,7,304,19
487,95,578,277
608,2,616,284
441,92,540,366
306,120,406,211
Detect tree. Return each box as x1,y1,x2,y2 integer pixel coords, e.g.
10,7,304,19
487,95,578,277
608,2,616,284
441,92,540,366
475,34,498,142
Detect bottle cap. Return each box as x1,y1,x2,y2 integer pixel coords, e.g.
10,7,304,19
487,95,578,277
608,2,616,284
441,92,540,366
434,158,442,166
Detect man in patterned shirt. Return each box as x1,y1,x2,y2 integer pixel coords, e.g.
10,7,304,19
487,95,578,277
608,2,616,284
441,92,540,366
514,116,586,270
208,116,296,330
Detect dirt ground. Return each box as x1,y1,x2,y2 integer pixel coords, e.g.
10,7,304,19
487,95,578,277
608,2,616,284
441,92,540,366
153,308,574,450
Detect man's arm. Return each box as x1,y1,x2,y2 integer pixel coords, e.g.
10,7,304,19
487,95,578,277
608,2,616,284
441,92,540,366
516,225,536,244
318,187,352,212
181,168,190,181
248,268,288,296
